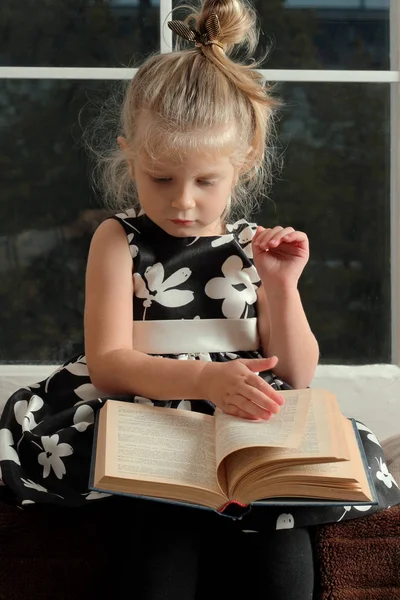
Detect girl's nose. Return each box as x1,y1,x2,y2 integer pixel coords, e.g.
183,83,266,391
171,186,196,210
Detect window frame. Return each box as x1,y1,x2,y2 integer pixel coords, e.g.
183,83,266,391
0,0,399,386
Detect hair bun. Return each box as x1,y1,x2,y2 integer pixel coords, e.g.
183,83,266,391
197,0,258,55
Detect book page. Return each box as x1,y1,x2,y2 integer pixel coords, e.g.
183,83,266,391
274,417,373,497
214,389,312,471
101,401,224,496
234,417,374,504
225,394,351,496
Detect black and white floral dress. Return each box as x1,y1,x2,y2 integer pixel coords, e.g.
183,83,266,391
0,211,399,532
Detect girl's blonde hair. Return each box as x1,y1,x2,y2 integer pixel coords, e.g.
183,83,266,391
87,0,279,220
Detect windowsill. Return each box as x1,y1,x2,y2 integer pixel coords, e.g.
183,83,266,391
0,364,399,441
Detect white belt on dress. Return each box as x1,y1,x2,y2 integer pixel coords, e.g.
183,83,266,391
132,318,260,354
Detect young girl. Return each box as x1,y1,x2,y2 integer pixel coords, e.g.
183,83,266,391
0,0,399,598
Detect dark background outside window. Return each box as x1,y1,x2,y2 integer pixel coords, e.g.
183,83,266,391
0,0,391,364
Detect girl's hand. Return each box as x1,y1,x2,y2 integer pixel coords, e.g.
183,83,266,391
252,226,309,287
200,357,285,420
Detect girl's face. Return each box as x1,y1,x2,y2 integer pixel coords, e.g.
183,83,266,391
133,149,237,237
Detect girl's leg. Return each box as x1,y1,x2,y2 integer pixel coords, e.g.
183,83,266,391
118,500,203,600
243,527,315,600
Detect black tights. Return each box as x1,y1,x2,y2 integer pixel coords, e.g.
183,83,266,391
121,502,315,600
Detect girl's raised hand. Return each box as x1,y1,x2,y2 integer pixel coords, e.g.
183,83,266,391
200,357,285,420
252,226,309,287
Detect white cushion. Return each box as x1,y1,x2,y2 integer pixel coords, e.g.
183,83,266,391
382,434,400,487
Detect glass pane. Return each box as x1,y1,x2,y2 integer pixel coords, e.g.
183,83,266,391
258,82,391,364
255,0,390,70
0,81,391,365
0,79,114,363
0,0,159,68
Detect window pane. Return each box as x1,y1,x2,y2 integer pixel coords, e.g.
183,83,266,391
259,82,391,364
0,0,159,68
0,81,391,365
255,0,389,70
0,79,112,363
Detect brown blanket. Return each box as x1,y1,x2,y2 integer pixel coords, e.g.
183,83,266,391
314,505,400,600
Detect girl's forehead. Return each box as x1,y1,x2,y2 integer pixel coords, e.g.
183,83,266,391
138,149,233,172
133,116,239,164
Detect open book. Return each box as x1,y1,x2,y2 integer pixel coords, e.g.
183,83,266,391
89,389,377,513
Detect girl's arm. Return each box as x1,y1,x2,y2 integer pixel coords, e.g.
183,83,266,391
84,219,208,400
256,284,319,389
252,226,319,389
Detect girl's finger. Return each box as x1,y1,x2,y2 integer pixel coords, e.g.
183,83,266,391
252,226,268,245
235,394,275,420
254,226,295,250
253,228,280,249
240,385,282,414
282,230,308,243
268,227,295,247
226,405,267,421
239,356,279,372
250,375,285,405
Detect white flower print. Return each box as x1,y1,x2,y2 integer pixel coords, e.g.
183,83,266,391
226,219,249,232
356,422,381,447
134,263,194,318
72,405,95,432
187,237,201,247
127,233,139,258
21,478,48,493
136,396,154,405
376,456,399,489
211,234,234,248
237,224,257,259
177,400,192,411
14,395,44,432
222,219,257,259
84,491,113,500
337,504,373,522
21,500,35,505
241,529,259,534
21,477,64,499
0,464,4,485
175,353,212,363
276,513,294,529
0,428,21,465
115,210,141,234
45,355,89,394
73,383,103,402
37,434,73,480
205,255,259,319
116,209,137,220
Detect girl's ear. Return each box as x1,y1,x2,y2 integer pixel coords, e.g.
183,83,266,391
117,136,134,179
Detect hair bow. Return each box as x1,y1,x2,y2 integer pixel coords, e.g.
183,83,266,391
168,12,224,50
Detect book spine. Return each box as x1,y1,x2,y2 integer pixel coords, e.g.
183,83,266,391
218,500,248,513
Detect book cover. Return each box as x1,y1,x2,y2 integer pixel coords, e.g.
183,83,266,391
88,404,378,517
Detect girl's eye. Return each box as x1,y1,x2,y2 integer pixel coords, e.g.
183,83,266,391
152,177,171,183
197,179,215,186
